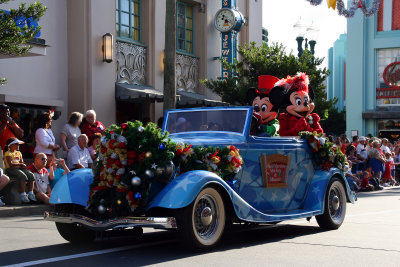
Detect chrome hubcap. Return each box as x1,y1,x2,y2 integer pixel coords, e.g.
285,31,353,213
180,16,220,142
332,195,340,211
201,207,213,226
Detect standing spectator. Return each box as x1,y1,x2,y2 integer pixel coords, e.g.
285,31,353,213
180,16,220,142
381,138,391,154
4,138,36,203
368,140,386,189
81,110,105,144
0,104,24,151
382,152,398,186
67,134,93,170
33,112,60,158
356,136,368,170
88,132,101,161
352,136,359,148
60,112,83,153
0,168,10,206
27,153,53,205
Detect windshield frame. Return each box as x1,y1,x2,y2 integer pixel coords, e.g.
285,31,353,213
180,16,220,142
162,107,252,136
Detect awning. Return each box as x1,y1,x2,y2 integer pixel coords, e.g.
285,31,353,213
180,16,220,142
177,91,228,106
116,83,166,102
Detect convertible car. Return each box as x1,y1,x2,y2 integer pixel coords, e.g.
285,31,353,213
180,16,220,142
45,107,355,250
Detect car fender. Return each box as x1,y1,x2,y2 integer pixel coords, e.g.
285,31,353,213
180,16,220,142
50,168,94,207
303,168,355,213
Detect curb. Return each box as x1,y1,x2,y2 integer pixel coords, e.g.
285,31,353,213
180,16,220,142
0,204,50,218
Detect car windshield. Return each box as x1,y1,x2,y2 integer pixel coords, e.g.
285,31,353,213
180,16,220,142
165,109,248,135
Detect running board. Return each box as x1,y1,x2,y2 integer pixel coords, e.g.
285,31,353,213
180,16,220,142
44,211,177,231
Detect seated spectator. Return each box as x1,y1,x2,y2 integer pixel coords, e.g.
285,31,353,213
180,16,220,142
0,104,24,151
27,153,53,205
356,136,368,171
81,110,105,143
46,156,70,189
88,133,102,161
0,168,10,206
359,171,374,192
67,134,93,170
345,162,360,192
4,138,36,203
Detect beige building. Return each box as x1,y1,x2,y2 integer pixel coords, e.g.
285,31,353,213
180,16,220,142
0,0,263,156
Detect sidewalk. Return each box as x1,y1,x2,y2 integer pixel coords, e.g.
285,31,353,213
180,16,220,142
0,204,50,218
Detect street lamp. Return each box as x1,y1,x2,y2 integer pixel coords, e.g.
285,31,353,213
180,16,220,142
293,18,319,57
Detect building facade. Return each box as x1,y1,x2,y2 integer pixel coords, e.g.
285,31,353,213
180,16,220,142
0,0,263,157
328,0,400,139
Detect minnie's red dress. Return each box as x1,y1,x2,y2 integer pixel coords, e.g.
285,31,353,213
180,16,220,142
278,113,323,136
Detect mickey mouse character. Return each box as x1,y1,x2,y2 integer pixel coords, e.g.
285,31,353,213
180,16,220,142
269,72,323,136
247,75,280,136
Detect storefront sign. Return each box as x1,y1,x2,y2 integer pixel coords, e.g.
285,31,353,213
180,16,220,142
260,154,290,188
383,62,400,88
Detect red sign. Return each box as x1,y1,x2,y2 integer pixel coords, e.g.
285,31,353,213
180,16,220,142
383,62,400,88
260,154,290,188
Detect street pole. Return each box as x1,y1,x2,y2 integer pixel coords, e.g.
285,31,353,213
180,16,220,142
163,0,177,113
296,36,304,57
309,40,316,55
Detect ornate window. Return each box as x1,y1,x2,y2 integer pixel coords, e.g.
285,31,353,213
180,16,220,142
116,0,141,42
177,2,193,54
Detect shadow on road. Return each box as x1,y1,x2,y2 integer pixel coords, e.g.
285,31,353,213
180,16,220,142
356,186,400,199
0,223,323,266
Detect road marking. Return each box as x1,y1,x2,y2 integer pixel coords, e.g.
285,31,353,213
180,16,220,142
347,209,400,218
3,240,172,267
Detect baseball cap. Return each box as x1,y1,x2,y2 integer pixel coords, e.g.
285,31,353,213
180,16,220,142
359,136,366,141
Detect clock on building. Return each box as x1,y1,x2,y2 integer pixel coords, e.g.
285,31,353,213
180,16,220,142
214,8,244,33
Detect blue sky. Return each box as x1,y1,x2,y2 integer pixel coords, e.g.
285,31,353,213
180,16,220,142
262,0,351,68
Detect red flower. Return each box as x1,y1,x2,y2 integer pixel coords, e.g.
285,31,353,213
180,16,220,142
114,159,123,168
127,150,137,165
108,139,116,149
117,142,127,149
121,123,128,129
101,146,107,154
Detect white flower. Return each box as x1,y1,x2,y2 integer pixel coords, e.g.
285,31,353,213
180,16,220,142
319,137,325,146
117,135,128,144
116,168,125,175
120,160,127,165
107,168,114,173
110,153,118,159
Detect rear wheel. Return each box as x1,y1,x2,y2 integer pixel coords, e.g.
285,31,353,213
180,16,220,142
316,178,347,230
55,204,95,243
175,187,226,250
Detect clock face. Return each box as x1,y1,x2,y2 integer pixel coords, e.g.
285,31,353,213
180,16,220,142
215,9,235,32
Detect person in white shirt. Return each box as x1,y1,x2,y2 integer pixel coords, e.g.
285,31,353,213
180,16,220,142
61,112,83,153
380,138,391,155
34,112,60,157
356,136,368,171
67,134,93,170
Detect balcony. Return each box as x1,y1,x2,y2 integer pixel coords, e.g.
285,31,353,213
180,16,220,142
116,41,146,85
176,52,199,93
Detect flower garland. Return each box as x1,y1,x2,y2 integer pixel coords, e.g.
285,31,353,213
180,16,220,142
88,121,244,219
299,131,349,172
305,0,381,18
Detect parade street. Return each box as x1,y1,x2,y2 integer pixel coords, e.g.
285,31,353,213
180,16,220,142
0,188,399,267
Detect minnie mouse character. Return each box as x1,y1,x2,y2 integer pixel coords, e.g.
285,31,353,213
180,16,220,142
247,75,280,136
269,73,323,136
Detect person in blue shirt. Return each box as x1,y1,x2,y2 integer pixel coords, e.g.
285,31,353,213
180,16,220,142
46,156,70,189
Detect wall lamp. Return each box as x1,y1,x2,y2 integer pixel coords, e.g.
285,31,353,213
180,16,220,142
102,33,113,63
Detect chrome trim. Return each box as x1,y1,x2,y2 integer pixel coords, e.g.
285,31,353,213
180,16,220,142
44,211,177,231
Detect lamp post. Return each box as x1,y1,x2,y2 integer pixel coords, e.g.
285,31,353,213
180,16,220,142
293,18,319,57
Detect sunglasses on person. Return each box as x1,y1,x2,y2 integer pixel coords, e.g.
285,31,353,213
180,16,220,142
41,158,48,161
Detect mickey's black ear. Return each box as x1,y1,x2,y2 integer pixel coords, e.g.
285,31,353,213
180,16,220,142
269,86,286,108
246,87,257,105
308,86,315,102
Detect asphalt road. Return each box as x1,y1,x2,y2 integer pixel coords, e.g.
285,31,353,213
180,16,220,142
1,187,400,267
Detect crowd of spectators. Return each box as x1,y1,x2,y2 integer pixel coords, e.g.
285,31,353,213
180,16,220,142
338,134,400,192
0,105,104,206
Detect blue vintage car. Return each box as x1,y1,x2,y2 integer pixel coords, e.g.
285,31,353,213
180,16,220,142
45,106,355,250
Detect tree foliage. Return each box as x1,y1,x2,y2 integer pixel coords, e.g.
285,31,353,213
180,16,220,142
201,42,346,135
0,0,46,84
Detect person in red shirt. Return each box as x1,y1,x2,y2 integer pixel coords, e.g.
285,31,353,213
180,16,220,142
81,110,105,145
0,104,24,151
360,171,374,191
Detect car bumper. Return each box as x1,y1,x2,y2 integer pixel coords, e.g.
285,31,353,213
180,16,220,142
44,211,177,231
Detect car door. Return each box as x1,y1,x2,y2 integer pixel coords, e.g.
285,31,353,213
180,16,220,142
237,136,315,213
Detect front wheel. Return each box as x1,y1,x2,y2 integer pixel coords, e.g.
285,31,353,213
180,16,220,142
175,187,226,250
55,204,96,243
316,178,347,230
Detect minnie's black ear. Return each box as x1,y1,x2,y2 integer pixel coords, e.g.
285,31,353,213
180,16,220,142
246,87,257,105
268,86,286,108
308,86,315,102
